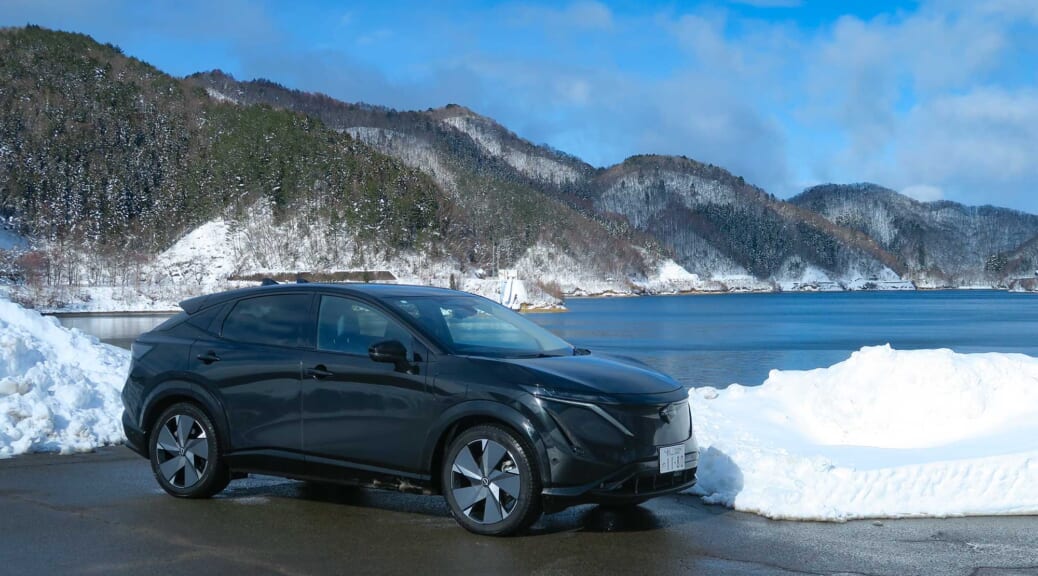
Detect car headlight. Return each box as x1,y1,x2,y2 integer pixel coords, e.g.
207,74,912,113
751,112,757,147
530,390,634,438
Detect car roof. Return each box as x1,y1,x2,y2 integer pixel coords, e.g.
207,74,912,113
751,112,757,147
179,282,466,314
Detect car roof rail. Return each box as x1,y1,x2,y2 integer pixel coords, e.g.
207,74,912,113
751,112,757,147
260,278,279,286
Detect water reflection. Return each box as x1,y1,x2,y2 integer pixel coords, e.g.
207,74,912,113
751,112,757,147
54,313,173,350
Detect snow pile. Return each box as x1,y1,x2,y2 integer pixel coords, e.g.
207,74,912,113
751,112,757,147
634,260,713,294
690,345,1038,520
0,298,130,457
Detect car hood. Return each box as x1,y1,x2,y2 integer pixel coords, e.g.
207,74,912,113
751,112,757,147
491,353,684,400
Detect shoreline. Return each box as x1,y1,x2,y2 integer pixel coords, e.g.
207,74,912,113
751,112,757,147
19,284,1036,317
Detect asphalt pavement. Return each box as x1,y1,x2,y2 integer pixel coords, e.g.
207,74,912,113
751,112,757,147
1,447,1036,576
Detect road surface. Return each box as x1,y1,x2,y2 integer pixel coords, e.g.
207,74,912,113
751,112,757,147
1,447,1036,575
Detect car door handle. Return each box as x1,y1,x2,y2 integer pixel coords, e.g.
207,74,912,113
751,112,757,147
196,351,221,364
306,365,333,379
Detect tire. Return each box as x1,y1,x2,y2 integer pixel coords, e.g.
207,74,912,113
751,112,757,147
442,424,542,536
149,402,230,499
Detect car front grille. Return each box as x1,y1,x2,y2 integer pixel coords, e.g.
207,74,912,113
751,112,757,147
605,399,692,447
602,466,698,496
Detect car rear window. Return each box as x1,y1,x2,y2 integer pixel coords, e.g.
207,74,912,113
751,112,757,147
221,294,311,347
152,311,187,332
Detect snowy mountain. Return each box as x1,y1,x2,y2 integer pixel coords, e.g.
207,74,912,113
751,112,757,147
589,156,907,288
2,26,1037,311
791,184,1038,286
188,73,911,291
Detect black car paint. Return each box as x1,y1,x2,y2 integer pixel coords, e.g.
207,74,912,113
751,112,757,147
123,283,699,505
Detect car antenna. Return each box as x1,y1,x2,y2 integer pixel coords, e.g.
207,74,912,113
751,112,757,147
296,276,309,284
260,278,279,286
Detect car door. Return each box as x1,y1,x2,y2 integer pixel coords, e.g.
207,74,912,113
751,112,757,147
189,292,312,475
301,294,432,477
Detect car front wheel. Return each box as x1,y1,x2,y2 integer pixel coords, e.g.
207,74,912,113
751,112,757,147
442,424,542,536
149,402,230,498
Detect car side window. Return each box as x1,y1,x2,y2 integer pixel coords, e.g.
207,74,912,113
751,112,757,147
221,294,311,347
317,296,412,357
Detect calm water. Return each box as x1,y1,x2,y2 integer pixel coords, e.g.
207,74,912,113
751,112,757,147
57,290,1038,388
57,313,173,350
529,290,1038,388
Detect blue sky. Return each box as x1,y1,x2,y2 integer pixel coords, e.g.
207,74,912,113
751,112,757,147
4,0,1037,212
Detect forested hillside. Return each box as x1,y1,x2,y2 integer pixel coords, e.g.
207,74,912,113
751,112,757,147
188,72,913,290
0,26,447,292
590,156,906,285
190,71,660,285
791,184,1038,286
1,26,1036,310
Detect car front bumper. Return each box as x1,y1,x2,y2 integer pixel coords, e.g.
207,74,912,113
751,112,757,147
541,444,699,510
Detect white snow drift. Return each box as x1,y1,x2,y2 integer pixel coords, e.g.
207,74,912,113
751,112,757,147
0,298,129,457
690,345,1038,520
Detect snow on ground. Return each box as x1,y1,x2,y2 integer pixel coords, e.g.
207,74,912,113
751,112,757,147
633,260,714,294
690,345,1038,520
775,262,842,292
0,297,129,457
205,87,239,104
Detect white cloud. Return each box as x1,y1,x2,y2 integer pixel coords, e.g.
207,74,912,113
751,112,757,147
567,1,613,29
893,89,1038,202
794,2,1037,210
509,1,613,31
901,185,944,202
728,0,802,7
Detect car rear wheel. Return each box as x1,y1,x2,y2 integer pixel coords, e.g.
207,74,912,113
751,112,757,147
149,402,230,498
442,424,542,536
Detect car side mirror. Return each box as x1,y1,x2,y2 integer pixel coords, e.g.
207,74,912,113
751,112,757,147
368,340,412,372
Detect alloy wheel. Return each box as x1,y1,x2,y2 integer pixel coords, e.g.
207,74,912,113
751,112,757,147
450,438,522,524
154,414,209,489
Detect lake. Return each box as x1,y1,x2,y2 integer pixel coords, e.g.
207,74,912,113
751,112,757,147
530,290,1038,387
57,290,1038,388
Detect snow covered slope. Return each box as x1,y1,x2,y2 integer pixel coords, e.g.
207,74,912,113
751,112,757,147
0,297,129,457
690,345,1038,520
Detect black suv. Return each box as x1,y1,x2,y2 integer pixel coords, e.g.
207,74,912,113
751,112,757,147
122,283,698,535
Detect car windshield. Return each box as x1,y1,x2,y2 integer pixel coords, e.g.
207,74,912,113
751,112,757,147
382,294,574,358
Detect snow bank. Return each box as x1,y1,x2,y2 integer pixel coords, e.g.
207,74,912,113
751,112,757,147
690,345,1038,520
0,298,130,457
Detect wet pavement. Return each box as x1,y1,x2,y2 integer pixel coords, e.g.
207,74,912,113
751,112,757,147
1,447,1036,576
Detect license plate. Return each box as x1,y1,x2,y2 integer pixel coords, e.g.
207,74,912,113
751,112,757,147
659,444,685,474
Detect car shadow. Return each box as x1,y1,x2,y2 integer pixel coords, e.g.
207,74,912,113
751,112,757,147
573,504,662,533
216,475,702,536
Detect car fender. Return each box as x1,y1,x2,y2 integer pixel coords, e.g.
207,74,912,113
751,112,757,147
422,400,555,487
140,378,231,448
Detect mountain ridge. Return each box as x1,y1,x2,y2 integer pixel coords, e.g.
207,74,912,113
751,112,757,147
1,26,1037,309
